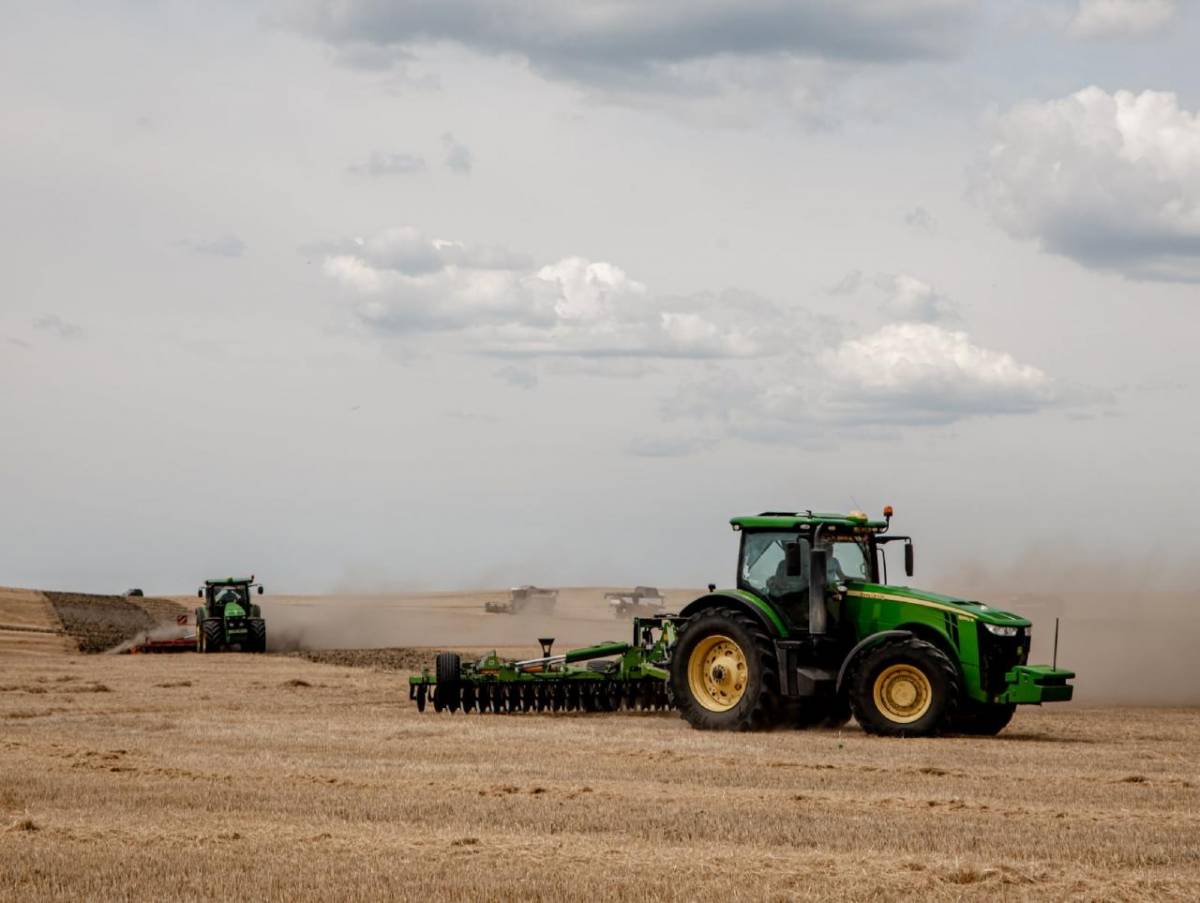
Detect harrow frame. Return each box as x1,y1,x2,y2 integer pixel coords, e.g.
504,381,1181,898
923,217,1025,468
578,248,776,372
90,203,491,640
408,617,677,714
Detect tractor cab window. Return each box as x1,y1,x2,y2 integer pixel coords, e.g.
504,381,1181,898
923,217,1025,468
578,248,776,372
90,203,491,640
829,540,870,582
740,532,810,618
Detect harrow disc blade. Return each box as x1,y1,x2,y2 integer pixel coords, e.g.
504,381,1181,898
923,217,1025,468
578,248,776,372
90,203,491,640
462,684,476,713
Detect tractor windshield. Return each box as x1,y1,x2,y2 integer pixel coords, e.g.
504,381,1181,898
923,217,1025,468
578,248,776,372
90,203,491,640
212,586,248,608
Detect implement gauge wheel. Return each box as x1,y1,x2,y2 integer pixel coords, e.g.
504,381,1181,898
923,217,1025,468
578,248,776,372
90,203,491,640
669,606,781,731
847,637,959,737
436,652,461,713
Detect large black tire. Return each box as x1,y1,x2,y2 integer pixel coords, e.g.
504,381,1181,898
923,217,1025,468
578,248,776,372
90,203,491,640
201,619,223,654
247,619,267,653
847,637,960,737
669,606,781,731
953,701,1016,736
436,652,461,713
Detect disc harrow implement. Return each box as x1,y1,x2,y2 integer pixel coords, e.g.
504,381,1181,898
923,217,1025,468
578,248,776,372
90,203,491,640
409,618,676,715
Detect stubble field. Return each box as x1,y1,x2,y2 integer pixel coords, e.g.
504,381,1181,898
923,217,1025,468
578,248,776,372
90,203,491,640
1,586,1198,901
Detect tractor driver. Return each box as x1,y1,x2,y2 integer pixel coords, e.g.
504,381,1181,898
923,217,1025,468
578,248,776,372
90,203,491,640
214,587,239,610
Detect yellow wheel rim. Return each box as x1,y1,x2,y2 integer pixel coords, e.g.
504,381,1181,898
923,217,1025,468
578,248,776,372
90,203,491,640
873,664,933,724
687,634,748,712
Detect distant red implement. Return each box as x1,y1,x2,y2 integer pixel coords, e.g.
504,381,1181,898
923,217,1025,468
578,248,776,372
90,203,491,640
127,614,196,654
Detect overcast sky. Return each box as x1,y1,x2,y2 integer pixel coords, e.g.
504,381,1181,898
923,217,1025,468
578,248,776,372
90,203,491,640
2,0,1198,594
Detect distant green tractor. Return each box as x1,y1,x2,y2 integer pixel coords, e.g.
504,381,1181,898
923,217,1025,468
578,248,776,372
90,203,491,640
669,508,1074,736
195,577,266,653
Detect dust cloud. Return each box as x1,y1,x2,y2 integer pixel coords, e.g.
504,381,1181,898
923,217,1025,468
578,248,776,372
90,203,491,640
939,548,1200,705
260,588,699,655
260,566,1200,706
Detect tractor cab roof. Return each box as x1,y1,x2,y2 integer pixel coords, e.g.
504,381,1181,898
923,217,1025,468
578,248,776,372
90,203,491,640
203,576,255,587
731,511,890,532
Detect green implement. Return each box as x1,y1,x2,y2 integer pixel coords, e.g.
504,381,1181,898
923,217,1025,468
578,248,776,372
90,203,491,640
409,618,675,714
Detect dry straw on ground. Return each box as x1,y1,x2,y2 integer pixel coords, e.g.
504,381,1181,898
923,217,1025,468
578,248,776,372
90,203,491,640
2,585,1198,901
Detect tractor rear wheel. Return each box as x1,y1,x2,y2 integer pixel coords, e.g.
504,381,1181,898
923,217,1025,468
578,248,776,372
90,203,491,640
847,637,959,737
953,701,1016,736
669,606,781,731
201,619,223,654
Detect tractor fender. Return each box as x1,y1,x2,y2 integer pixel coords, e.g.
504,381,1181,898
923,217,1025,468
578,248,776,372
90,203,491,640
835,629,914,693
677,591,789,638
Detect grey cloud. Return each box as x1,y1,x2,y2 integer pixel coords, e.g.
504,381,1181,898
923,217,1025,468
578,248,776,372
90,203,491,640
33,314,83,339
189,235,246,258
442,133,472,174
828,270,863,295
904,206,937,232
285,0,979,109
283,1,977,96
7,336,33,350
348,151,427,176
494,364,539,389
626,434,710,458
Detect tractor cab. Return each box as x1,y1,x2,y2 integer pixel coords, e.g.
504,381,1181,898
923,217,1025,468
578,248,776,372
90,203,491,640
198,577,263,609
734,510,907,634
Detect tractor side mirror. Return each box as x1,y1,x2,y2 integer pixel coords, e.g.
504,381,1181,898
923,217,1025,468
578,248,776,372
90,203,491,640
784,542,806,577
904,542,915,578
197,589,203,598
257,585,264,595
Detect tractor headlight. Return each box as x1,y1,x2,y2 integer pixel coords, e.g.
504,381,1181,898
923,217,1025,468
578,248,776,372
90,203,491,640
983,623,1020,637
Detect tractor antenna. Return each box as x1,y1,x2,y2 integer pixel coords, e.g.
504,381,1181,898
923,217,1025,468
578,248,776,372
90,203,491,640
1053,618,1060,670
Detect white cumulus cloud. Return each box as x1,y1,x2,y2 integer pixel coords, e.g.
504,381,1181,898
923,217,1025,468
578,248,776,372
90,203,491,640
667,321,1081,438
977,87,1200,281
820,323,1058,423
318,227,790,358
880,274,957,322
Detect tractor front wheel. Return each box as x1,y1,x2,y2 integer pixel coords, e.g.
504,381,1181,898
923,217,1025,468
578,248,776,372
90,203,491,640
247,620,267,653
847,637,959,737
201,619,223,654
669,607,780,731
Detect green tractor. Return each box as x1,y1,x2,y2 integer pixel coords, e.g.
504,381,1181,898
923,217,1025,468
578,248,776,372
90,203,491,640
669,508,1073,736
195,576,266,653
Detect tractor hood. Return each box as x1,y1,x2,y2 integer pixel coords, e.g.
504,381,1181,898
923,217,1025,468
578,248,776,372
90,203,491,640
844,581,1031,627
224,601,247,618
